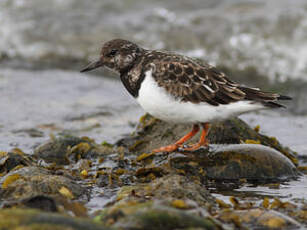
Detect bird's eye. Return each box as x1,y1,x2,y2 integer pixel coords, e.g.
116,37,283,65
108,49,118,57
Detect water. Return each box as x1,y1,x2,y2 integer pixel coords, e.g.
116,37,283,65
211,175,307,214
0,68,142,152
1,0,307,80
241,113,307,156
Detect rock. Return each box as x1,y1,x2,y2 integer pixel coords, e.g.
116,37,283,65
12,128,44,137
118,114,298,165
117,174,215,207
170,144,299,181
94,174,218,229
0,166,88,202
2,195,58,212
117,114,299,182
0,150,34,174
34,136,88,165
113,204,219,230
0,208,110,230
34,136,115,165
218,208,301,229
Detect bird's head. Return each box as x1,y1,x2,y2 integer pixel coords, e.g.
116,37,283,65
80,39,143,74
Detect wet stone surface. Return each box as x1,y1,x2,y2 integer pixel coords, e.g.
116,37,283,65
0,149,35,174
170,144,299,181
0,208,111,230
0,166,88,199
119,114,298,166
118,114,299,182
218,208,301,229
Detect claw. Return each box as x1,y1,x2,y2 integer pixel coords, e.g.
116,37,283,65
183,123,210,151
182,141,208,151
151,123,211,153
152,144,180,153
152,124,199,153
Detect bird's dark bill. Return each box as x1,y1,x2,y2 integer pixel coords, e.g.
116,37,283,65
80,60,103,72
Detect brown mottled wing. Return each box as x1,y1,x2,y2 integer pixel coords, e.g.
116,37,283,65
149,55,246,106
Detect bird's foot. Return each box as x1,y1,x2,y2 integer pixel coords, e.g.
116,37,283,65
152,144,182,153
182,141,208,152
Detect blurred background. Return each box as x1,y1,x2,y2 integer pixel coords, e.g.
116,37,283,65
0,0,307,155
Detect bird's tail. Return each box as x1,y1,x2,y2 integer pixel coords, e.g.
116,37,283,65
239,86,292,108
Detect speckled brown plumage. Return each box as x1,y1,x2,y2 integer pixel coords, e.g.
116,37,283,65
140,50,289,107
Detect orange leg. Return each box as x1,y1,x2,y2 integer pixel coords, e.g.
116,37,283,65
152,124,200,153
182,123,210,151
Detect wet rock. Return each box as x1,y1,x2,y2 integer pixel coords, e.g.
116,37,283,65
117,175,215,207
12,128,44,137
118,114,298,165
113,203,219,230
218,208,301,229
2,195,57,212
0,208,110,230
34,136,87,165
0,166,88,202
34,136,114,165
94,174,219,229
0,149,34,174
170,144,299,181
19,195,58,212
117,114,299,182
117,115,300,182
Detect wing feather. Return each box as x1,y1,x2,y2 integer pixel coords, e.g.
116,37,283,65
143,51,287,107
146,52,246,105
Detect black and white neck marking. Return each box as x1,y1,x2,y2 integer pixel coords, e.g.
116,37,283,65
119,55,146,98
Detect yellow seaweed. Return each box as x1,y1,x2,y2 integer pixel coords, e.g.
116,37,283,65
71,143,91,154
2,174,21,189
80,169,88,178
136,152,155,161
244,139,261,144
262,197,270,209
216,198,231,208
254,125,260,132
261,216,286,228
59,186,74,199
171,199,189,209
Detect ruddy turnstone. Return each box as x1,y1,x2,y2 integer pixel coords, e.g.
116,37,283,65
81,39,291,153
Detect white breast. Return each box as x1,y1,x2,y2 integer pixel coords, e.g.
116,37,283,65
137,70,265,124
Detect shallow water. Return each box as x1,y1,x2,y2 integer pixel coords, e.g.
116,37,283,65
211,175,307,213
0,68,141,152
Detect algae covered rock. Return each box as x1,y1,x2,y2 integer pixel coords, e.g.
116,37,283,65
113,204,219,230
117,174,215,207
170,144,299,181
118,114,299,182
119,114,298,165
0,149,34,174
2,195,58,212
34,136,90,165
95,174,218,229
0,166,88,202
0,208,110,230
218,208,301,229
34,136,115,165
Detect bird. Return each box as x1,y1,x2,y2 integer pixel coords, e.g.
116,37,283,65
80,39,291,153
